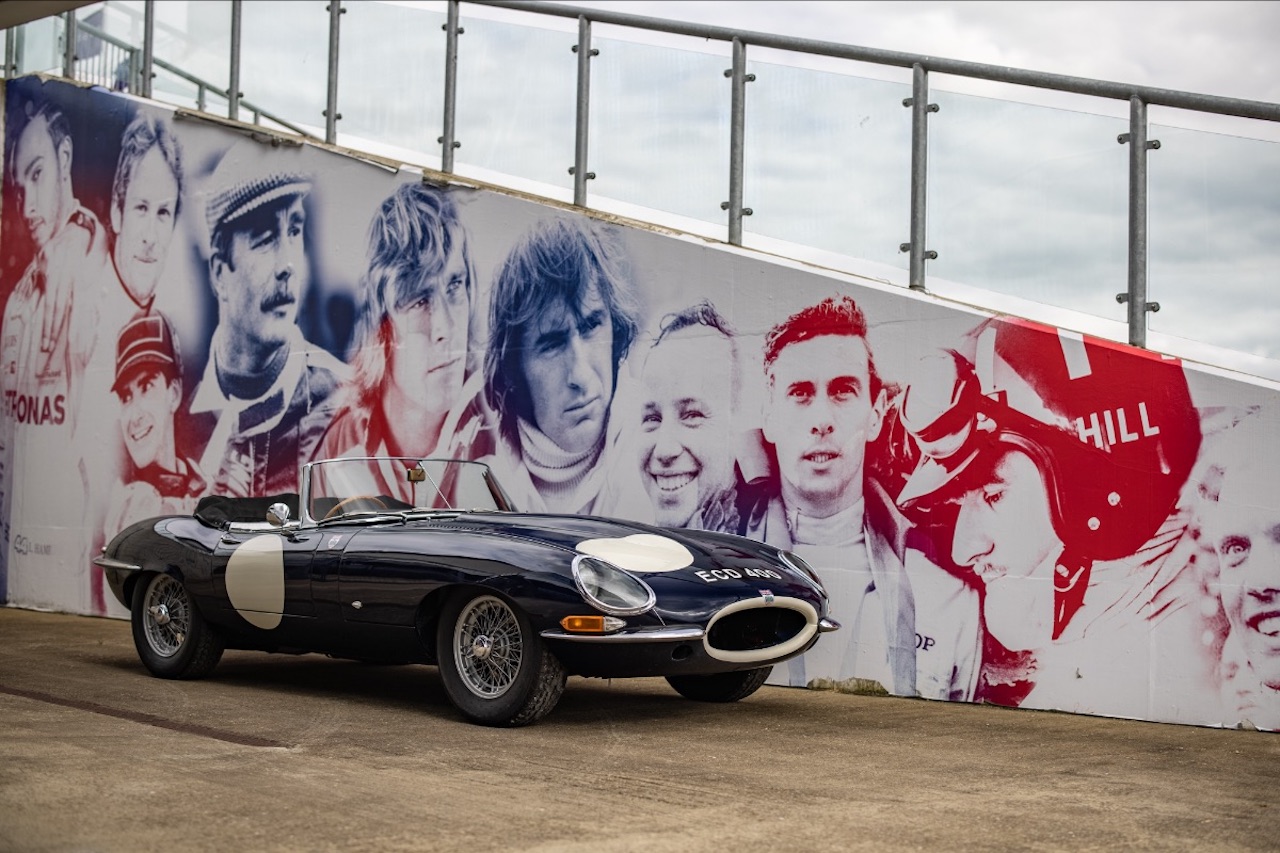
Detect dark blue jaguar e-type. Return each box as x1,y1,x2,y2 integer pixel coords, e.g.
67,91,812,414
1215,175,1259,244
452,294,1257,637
94,457,837,726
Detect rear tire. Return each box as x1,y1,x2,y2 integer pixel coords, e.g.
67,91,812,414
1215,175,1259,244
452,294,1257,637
131,573,224,679
666,666,772,703
436,592,566,727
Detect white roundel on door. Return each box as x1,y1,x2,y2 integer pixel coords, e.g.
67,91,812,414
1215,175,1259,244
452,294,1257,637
225,535,285,629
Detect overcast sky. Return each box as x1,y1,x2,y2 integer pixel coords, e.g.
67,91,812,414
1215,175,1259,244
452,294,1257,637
528,1,1280,99
481,1,1280,137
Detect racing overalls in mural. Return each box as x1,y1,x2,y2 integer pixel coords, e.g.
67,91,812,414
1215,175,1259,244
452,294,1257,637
318,371,495,465
741,475,980,701
189,327,347,498
1,205,110,608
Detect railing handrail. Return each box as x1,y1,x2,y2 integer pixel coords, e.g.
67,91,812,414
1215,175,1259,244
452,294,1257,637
474,0,1280,125
7,1,1278,365
75,18,317,140
71,15,133,54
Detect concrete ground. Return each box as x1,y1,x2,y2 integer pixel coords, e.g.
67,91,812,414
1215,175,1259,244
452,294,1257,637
1,606,1277,853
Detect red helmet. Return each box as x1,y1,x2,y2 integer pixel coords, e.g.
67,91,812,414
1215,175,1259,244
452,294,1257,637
897,318,1202,636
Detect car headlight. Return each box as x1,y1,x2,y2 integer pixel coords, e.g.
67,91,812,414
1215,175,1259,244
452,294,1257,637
572,555,656,616
779,550,826,596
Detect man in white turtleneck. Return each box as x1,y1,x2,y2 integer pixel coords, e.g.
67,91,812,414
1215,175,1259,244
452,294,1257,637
741,296,979,702
482,217,646,518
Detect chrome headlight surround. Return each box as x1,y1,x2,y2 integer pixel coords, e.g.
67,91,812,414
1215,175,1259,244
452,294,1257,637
779,550,826,596
571,555,656,616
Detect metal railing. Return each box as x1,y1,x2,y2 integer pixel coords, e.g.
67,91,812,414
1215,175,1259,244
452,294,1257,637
473,1,1280,350
4,0,1279,354
13,13,317,140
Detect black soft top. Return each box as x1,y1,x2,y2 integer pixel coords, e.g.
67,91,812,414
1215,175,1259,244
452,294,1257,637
194,494,300,529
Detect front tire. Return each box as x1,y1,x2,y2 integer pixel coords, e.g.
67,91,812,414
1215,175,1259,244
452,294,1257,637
131,573,224,679
436,592,566,727
667,666,772,703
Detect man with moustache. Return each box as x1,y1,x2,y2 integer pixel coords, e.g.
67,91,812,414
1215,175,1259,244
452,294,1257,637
638,300,743,532
483,217,643,516
319,182,490,466
189,139,346,497
742,296,980,701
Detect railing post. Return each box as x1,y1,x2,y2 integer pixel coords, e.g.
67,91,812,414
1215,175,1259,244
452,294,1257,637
62,11,76,79
128,47,139,93
324,1,344,145
722,37,754,246
570,15,597,206
440,0,462,172
1116,95,1161,349
5,27,16,78
901,63,938,291
229,0,242,121
141,0,154,98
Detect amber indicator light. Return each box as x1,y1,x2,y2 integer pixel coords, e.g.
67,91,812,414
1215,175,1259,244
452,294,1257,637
560,615,607,633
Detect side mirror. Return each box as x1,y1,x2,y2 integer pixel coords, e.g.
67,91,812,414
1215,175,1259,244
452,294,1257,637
266,502,291,527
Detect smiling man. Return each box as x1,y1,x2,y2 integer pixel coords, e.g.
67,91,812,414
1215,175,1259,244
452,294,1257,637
104,310,206,537
88,114,188,570
483,217,642,516
638,300,742,531
189,139,347,497
1194,409,1280,728
109,112,183,313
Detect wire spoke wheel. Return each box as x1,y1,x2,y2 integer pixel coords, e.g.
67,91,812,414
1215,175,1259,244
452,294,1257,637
130,573,224,680
453,595,524,698
142,574,191,658
437,591,566,726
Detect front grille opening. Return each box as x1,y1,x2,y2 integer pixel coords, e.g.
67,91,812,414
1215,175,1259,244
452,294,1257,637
708,608,807,652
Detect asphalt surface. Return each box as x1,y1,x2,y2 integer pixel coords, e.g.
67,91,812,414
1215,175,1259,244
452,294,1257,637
2,606,1278,853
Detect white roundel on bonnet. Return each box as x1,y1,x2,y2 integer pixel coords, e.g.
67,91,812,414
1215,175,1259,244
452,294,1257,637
576,534,694,573
225,534,285,629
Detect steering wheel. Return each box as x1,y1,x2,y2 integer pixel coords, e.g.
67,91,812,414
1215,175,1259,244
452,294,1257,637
322,494,388,521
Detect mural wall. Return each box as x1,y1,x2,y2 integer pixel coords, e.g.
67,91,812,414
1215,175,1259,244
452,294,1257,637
4,77,1279,731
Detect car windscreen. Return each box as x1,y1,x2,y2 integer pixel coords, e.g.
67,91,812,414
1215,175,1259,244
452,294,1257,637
305,458,505,522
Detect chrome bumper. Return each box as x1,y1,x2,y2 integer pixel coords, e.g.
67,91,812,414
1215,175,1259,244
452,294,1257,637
92,555,142,572
543,616,839,644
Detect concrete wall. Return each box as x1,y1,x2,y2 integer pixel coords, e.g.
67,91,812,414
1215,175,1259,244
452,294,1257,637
4,76,1279,730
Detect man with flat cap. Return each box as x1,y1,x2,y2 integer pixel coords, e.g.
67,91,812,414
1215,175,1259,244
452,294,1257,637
104,310,206,538
189,139,347,497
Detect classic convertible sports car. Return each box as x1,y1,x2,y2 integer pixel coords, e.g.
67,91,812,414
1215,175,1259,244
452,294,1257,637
94,457,838,726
